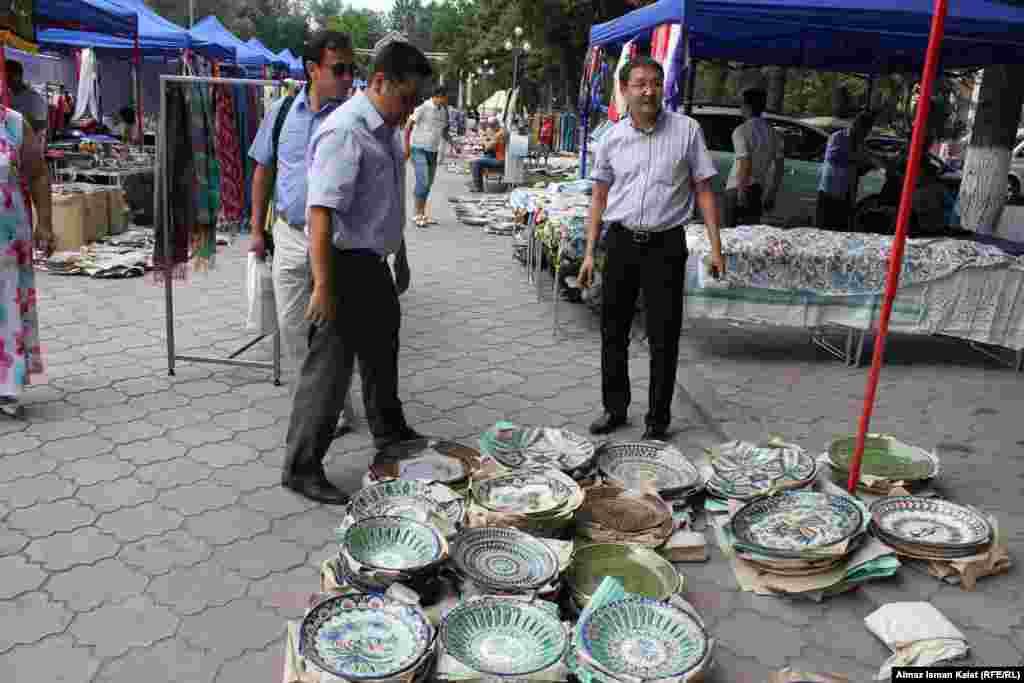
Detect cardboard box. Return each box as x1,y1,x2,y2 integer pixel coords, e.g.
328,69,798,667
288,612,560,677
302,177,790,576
51,192,92,252
107,189,128,235
85,188,109,241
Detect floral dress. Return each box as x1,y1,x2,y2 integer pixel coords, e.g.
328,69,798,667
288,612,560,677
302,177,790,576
0,106,42,402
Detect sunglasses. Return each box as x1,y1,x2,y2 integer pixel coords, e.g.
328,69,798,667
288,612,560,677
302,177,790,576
330,62,357,77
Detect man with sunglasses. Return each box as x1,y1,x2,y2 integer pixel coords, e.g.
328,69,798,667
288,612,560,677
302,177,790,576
249,31,358,502
282,39,433,504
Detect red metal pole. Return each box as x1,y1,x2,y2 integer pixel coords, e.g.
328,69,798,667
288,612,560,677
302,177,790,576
847,0,949,494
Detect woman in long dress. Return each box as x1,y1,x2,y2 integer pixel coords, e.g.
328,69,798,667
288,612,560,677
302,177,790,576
0,107,54,418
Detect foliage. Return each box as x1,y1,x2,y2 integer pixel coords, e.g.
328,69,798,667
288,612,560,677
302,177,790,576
326,6,388,50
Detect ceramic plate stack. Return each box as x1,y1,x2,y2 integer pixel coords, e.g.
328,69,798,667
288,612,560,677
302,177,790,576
728,491,869,575
469,468,584,535
707,439,817,502
571,597,710,683
827,435,940,494
480,423,597,479
596,441,704,501
575,485,674,548
339,516,447,591
869,496,992,560
449,527,560,596
566,543,683,609
440,596,568,676
299,593,435,682
371,438,484,493
348,479,466,538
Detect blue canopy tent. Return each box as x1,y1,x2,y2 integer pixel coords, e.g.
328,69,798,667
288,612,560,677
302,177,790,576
246,38,288,71
35,0,138,37
276,48,304,79
588,0,1024,73
190,16,268,70
39,0,234,61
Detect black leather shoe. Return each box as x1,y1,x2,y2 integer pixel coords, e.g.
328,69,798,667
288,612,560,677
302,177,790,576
282,475,350,505
589,413,627,435
374,426,426,450
642,425,670,441
333,423,353,439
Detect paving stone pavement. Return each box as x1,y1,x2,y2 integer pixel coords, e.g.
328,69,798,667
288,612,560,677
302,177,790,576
3,167,1023,682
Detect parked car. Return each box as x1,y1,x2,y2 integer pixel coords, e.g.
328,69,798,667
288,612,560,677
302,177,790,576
1010,139,1024,202
688,106,885,227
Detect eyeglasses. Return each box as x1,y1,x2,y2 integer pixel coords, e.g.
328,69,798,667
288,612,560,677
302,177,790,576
330,62,357,77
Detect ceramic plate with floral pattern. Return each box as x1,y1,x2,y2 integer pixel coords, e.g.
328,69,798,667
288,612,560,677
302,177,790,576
729,491,864,556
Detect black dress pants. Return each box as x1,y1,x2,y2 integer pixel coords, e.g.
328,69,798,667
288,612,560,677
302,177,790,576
600,225,687,429
283,250,409,479
722,184,764,228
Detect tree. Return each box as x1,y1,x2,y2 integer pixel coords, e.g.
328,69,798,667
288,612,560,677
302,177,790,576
328,6,388,49
958,65,1024,233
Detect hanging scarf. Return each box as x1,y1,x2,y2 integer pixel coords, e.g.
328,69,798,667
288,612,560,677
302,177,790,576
189,82,220,270
608,41,637,123
234,84,254,228
153,84,194,281
214,84,243,231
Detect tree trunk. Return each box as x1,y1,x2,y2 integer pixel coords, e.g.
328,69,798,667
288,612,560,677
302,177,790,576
765,66,787,113
958,65,1024,234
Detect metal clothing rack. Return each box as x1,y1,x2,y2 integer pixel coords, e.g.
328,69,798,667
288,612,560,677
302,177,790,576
158,74,283,384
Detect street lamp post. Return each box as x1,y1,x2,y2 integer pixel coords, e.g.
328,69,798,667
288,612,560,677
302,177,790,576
503,27,531,124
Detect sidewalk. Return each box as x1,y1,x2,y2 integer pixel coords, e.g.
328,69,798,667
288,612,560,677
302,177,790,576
2,167,1022,682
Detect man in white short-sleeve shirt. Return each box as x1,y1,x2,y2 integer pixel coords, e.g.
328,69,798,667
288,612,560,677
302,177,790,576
724,88,784,227
577,56,725,441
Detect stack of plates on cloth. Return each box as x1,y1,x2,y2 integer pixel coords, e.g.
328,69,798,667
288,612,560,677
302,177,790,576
827,435,940,494
299,593,437,682
440,596,568,677
869,496,993,560
468,468,584,535
566,542,683,610
727,491,871,576
575,484,674,548
480,421,597,479
595,441,705,502
707,439,817,502
449,527,561,596
346,479,466,538
369,438,484,494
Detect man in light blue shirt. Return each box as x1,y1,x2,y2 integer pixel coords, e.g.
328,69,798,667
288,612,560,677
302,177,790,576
816,110,875,230
282,39,433,504
248,31,357,504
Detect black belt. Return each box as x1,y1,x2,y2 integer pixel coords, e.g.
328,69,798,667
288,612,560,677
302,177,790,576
341,248,386,260
611,222,683,245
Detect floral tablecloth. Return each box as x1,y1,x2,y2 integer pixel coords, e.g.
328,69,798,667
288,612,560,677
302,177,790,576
686,225,1023,296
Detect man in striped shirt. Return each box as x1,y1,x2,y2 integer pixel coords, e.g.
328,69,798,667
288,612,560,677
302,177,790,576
577,56,726,441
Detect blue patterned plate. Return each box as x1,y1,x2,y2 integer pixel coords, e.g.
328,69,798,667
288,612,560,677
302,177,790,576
729,491,864,557
578,597,708,680
441,597,568,676
299,593,433,680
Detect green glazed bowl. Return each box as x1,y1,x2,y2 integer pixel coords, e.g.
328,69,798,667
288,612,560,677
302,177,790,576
567,543,681,606
441,597,568,676
343,516,445,573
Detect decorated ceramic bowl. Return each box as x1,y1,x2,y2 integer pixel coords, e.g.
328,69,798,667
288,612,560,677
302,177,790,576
441,597,568,676
472,469,579,515
482,425,596,472
566,543,681,605
342,516,445,573
869,496,991,549
450,527,560,592
828,435,940,482
299,593,433,680
596,442,702,495
577,597,709,680
729,491,864,557
707,439,817,501
349,480,457,526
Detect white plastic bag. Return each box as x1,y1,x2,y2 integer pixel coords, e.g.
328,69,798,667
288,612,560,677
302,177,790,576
246,253,278,334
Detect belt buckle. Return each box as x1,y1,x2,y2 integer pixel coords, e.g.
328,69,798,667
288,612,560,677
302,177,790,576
632,229,651,244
